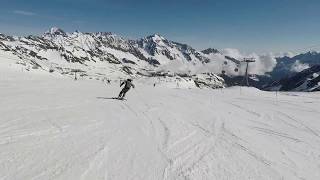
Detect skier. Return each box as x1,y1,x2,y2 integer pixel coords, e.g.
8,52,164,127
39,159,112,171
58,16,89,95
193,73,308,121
118,79,135,99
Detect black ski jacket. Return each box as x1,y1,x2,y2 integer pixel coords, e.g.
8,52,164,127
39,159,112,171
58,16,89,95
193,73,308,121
120,80,135,90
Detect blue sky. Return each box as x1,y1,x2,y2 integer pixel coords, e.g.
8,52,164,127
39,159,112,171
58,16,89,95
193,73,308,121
0,0,320,53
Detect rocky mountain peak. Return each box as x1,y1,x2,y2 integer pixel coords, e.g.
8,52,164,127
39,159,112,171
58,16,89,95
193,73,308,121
201,48,220,55
145,33,167,43
44,27,67,37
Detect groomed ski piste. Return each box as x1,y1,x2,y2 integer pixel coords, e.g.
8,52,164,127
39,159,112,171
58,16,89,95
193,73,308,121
1,61,320,180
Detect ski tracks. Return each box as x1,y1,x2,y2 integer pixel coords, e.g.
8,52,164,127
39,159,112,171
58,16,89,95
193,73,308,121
80,145,109,180
277,111,320,140
162,116,225,180
158,118,170,150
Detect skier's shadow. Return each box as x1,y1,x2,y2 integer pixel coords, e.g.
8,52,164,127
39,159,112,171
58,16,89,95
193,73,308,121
96,97,118,100
96,97,126,101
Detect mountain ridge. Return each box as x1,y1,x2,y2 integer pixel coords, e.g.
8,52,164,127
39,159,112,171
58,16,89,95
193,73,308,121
1,27,319,91
0,27,230,89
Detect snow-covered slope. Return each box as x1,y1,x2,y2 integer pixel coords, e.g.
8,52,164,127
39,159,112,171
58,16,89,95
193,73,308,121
1,68,320,180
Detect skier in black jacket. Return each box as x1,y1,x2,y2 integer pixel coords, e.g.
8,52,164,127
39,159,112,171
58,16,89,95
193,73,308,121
118,79,135,99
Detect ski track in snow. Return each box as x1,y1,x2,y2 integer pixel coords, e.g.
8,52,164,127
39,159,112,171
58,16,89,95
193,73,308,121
0,70,320,180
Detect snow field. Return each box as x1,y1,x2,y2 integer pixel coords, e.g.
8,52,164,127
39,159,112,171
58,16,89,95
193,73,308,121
0,70,320,180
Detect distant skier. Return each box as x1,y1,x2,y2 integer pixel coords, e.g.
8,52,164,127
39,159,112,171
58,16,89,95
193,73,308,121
118,79,135,99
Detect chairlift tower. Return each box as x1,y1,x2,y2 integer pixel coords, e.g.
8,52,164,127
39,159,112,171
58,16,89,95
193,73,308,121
71,69,82,80
241,58,255,86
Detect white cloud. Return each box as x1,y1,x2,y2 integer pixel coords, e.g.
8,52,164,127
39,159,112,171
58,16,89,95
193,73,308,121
13,10,36,16
274,51,297,58
218,48,277,75
282,52,296,58
290,60,310,72
157,48,278,76
221,48,243,59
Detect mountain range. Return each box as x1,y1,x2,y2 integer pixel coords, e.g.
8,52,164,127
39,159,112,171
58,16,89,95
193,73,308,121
0,27,319,91
0,27,241,89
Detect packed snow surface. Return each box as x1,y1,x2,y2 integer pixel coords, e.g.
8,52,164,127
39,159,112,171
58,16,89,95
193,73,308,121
1,70,320,180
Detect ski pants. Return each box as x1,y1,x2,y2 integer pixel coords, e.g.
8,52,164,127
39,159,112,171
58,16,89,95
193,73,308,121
118,88,130,98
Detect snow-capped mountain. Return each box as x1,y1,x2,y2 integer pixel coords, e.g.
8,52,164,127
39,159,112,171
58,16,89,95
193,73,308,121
1,27,243,88
265,65,320,91
269,51,320,80
135,34,211,65
43,27,67,37
223,51,320,90
201,48,220,55
2,27,320,91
